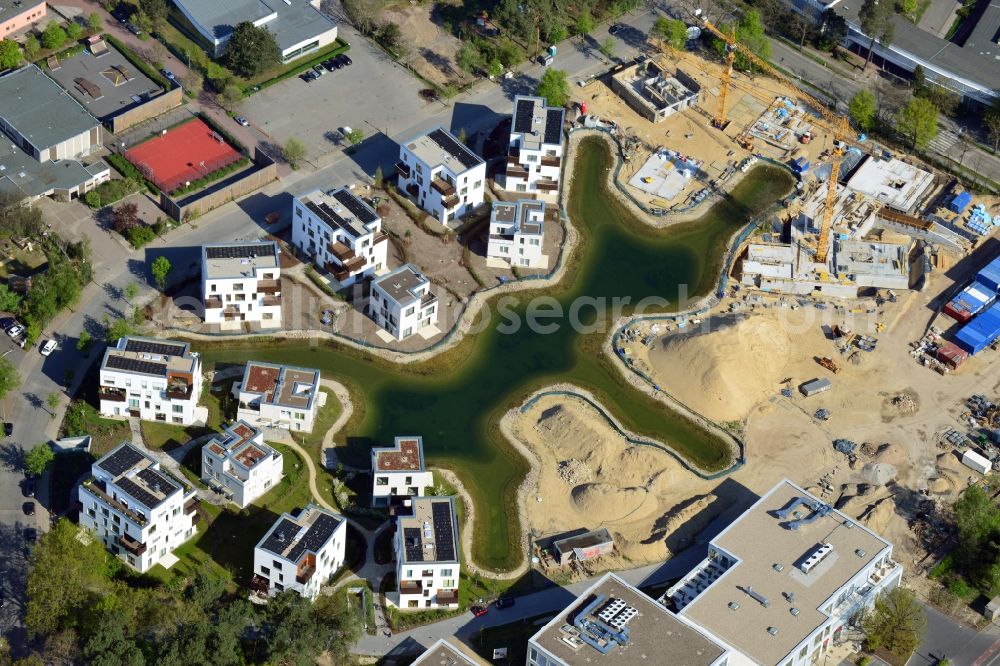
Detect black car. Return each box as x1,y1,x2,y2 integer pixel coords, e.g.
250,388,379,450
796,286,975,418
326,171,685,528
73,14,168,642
322,59,337,71
3,422,11,437
342,54,353,66
0,317,13,329
331,56,345,69
609,23,625,36
495,596,515,609
21,479,34,497
22,501,34,516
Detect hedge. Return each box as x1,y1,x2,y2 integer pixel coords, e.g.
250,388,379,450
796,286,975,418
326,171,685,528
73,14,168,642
195,111,248,156
103,33,172,90
83,177,141,209
248,39,350,93
169,157,250,196
106,153,160,196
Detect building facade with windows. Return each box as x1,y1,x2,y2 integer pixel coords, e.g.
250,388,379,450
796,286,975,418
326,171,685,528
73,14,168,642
0,1,45,37
392,496,460,610
98,337,203,425
502,95,564,196
371,436,434,507
79,442,200,572
251,504,346,601
201,420,282,508
201,241,282,329
486,199,547,269
368,264,438,340
291,187,388,286
396,126,485,224
234,361,323,432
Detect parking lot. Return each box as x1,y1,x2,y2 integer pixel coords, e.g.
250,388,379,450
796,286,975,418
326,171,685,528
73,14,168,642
240,25,433,163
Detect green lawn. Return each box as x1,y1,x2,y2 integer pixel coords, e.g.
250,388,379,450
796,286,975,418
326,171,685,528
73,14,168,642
0,244,47,280
64,402,131,457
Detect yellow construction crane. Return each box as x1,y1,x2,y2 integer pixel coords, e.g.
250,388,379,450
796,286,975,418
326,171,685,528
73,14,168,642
699,18,855,264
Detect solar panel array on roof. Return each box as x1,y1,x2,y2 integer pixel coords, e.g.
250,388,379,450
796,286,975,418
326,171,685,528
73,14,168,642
403,527,424,562
105,355,167,376
261,518,301,556
98,444,146,476
544,109,563,145
205,244,272,260
429,128,481,169
514,98,534,133
432,501,456,561
123,339,185,356
117,476,160,509
331,189,378,225
287,512,340,562
137,467,179,498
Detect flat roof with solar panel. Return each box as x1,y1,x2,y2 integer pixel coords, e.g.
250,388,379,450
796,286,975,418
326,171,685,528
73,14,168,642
256,504,344,565
202,241,280,279
397,496,459,564
509,95,564,152
101,336,198,378
403,126,484,175
90,442,188,510
296,187,381,240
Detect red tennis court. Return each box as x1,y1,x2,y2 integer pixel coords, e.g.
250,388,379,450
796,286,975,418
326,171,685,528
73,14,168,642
124,118,243,193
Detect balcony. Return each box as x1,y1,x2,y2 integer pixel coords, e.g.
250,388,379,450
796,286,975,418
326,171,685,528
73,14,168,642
329,241,357,261
508,147,520,160
205,295,223,310
372,231,389,245
257,279,281,295
296,564,316,585
436,589,459,605
395,161,411,179
490,233,515,242
82,478,147,526
98,386,126,402
399,580,423,595
117,533,147,556
249,574,271,597
506,154,521,168
540,155,561,168
506,166,529,180
239,401,260,412
441,195,460,210
535,178,559,191
431,178,456,197
165,383,193,401
420,292,438,307
262,295,281,307
184,497,199,515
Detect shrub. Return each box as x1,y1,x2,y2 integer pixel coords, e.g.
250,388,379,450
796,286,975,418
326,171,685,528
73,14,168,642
105,154,159,195
83,190,101,209
41,23,68,51
127,224,156,248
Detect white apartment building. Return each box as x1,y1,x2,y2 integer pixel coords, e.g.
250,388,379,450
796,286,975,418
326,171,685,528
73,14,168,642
291,187,388,287
98,337,203,425
396,126,485,225
371,436,434,507
664,479,902,666
486,199,547,269
527,573,733,666
502,95,564,196
79,442,199,572
393,496,460,610
251,504,346,601
201,420,283,508
201,241,282,330
234,361,323,432
368,264,438,341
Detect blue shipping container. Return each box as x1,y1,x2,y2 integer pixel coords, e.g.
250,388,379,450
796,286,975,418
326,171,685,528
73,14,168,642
950,191,972,214
957,302,1000,354
977,256,1000,293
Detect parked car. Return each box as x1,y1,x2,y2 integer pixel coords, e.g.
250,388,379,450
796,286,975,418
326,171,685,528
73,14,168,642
22,502,34,516
471,605,488,617
341,54,353,66
331,55,345,69
161,69,176,81
21,479,34,497
0,317,14,329
235,116,250,127
495,596,515,609
312,65,325,76
40,339,56,356
6,324,23,338
126,22,142,37
608,23,625,36
302,71,318,82
3,423,11,437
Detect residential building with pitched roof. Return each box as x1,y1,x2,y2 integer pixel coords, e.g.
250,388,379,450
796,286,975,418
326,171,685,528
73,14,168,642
98,337,203,425
201,420,283,508
201,241,282,329
392,496,459,610
486,199,547,269
371,436,434,507
79,442,199,572
396,126,485,225
235,361,323,432
251,504,346,601
502,95,564,196
368,264,438,340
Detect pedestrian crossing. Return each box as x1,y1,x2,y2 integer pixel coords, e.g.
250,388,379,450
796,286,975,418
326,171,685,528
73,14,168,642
928,128,960,155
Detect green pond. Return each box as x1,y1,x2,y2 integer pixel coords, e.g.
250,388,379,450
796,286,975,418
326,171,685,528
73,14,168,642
200,137,795,570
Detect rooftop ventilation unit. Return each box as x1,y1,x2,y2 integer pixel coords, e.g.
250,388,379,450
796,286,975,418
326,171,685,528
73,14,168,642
746,587,769,608
767,627,778,636
728,602,740,611
855,548,867,558
790,608,800,617
773,563,783,572
799,543,834,574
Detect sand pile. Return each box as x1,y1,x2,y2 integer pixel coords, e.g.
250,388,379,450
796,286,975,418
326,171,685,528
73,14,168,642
571,483,650,523
649,317,794,421
859,498,896,535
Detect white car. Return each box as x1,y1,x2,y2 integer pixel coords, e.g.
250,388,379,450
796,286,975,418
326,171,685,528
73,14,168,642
5,324,23,338
40,340,56,356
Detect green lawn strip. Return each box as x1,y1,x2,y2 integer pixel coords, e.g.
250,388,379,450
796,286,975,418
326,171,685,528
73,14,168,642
68,402,131,457
106,153,160,196
244,39,350,92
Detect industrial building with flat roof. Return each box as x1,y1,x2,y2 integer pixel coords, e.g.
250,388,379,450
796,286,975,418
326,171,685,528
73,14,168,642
666,479,902,666
527,572,732,666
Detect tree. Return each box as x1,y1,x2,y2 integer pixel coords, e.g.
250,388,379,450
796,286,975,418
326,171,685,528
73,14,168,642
0,356,19,401
345,128,365,144
574,12,595,36
0,283,21,312
111,201,139,234
488,58,504,78
180,69,203,94
104,317,134,342
23,36,39,60
373,165,383,188
225,22,281,77
150,256,171,292
282,138,307,167
456,42,483,73
138,0,168,30
819,9,848,51
46,392,60,416
896,96,938,149
218,84,243,111
859,0,895,70
342,0,380,35
849,89,877,132
912,63,926,93
66,21,84,41
376,22,404,55
599,37,615,58
537,68,570,108
41,22,67,51
88,12,102,32
862,587,926,657
76,330,92,353
651,16,671,48
23,443,53,477
124,283,139,303
0,39,22,69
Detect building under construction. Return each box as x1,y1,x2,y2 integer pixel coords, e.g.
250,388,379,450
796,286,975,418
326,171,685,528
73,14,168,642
610,60,700,124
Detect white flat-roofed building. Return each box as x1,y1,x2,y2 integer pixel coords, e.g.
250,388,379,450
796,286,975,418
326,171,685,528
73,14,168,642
201,420,282,508
292,187,388,287
665,479,902,666
527,572,733,666
251,504,346,601
412,639,488,665
396,126,485,225
371,436,434,507
235,361,323,432
201,242,282,329
486,199,547,269
843,155,934,213
368,264,438,340
79,442,199,572
503,95,564,196
393,496,460,610
98,337,203,425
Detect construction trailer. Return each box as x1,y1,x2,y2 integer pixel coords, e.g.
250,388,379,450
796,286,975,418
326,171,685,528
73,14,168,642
950,191,972,214
962,449,993,475
977,256,1000,293
935,341,969,369
799,377,832,397
551,528,615,566
943,281,996,323
956,301,1000,354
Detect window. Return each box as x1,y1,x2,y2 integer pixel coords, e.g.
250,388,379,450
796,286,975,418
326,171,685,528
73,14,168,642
405,306,414,316
260,565,270,575
273,561,283,570
296,207,303,218
376,477,388,485
211,284,217,292
173,405,183,413
474,180,482,188
441,569,453,577
527,154,537,162
442,579,454,587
